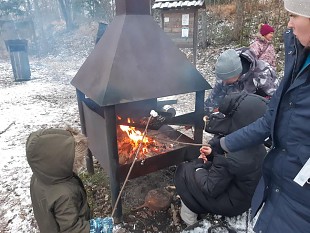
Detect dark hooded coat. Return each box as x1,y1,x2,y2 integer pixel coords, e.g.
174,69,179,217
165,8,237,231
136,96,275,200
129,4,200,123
175,93,267,217
26,129,91,233
223,29,310,233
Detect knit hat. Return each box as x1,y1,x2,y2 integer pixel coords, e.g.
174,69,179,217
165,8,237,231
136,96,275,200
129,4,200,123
260,24,274,36
215,49,243,81
284,0,310,18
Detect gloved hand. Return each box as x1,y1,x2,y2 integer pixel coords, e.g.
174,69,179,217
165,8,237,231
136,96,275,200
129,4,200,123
89,217,113,233
193,158,204,165
208,135,225,155
194,161,212,170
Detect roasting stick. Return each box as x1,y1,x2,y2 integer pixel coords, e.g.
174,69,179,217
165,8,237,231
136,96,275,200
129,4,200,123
111,110,157,218
169,139,210,147
154,135,210,147
173,131,210,147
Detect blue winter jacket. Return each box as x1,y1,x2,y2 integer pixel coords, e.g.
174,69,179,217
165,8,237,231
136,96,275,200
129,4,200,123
222,29,310,233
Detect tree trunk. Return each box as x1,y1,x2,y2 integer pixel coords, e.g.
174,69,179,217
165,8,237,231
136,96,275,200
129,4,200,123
233,0,244,41
200,10,209,48
32,0,49,55
58,0,75,30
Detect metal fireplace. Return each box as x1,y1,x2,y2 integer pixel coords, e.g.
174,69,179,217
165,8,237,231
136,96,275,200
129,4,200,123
71,0,211,222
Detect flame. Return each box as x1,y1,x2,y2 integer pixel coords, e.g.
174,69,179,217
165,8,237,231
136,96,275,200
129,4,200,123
117,117,164,164
117,116,135,124
119,125,149,154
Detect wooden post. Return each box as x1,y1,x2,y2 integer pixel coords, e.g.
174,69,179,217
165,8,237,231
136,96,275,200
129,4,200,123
193,10,198,66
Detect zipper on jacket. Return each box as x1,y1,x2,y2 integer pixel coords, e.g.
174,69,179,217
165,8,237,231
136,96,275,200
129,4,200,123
291,36,298,84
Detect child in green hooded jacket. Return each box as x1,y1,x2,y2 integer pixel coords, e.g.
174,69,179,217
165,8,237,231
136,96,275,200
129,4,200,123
26,128,113,233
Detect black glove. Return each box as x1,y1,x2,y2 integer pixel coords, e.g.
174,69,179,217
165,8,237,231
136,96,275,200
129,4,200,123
193,158,204,166
208,136,225,155
194,159,212,170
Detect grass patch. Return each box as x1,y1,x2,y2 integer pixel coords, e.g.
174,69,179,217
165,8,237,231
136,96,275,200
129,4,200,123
79,164,111,217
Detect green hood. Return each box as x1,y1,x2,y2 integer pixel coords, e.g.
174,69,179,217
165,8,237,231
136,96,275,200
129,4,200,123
26,128,75,185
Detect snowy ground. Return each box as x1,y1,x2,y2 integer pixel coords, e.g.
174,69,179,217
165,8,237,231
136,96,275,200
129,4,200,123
0,54,85,232
0,22,257,232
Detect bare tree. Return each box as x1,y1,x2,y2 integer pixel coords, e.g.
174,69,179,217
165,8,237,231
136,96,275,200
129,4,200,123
233,0,244,41
58,0,75,30
32,0,49,55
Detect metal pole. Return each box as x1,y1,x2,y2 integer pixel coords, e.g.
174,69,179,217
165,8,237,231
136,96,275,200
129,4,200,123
194,90,205,143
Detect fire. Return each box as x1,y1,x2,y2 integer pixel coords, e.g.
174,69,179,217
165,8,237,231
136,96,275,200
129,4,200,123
118,117,150,154
119,125,149,147
117,118,159,164
117,117,176,165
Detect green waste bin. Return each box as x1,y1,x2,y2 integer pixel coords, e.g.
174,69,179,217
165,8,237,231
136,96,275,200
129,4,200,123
5,39,31,81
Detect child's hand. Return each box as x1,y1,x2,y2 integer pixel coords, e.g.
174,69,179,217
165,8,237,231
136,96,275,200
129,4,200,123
199,146,212,156
198,154,208,163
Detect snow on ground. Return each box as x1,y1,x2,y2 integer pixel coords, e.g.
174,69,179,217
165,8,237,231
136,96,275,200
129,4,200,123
0,22,255,232
0,55,84,232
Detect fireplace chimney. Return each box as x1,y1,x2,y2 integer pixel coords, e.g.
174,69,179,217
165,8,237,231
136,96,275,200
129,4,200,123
71,0,211,107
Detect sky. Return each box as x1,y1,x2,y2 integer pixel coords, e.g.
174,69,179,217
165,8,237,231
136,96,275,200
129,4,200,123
0,22,257,233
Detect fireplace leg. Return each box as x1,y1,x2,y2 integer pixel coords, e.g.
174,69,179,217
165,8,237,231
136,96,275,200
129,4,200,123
194,90,205,143
109,171,122,223
104,106,122,223
86,149,94,174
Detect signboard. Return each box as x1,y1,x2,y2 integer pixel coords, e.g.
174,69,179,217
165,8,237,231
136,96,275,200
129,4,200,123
182,28,189,37
182,14,189,26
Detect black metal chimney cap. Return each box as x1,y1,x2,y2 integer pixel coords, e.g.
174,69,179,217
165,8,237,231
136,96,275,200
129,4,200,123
116,0,151,15
71,0,211,107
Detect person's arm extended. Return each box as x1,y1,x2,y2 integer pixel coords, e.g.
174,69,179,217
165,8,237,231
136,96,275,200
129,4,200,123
204,81,225,115
221,114,271,152
221,80,282,152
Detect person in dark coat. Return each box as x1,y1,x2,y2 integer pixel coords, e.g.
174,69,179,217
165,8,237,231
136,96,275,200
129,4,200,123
175,92,268,225
26,128,113,233
211,1,310,232
204,48,278,116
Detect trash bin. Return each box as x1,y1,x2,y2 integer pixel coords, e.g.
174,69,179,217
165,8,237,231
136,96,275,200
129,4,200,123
5,39,31,81
95,22,108,44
